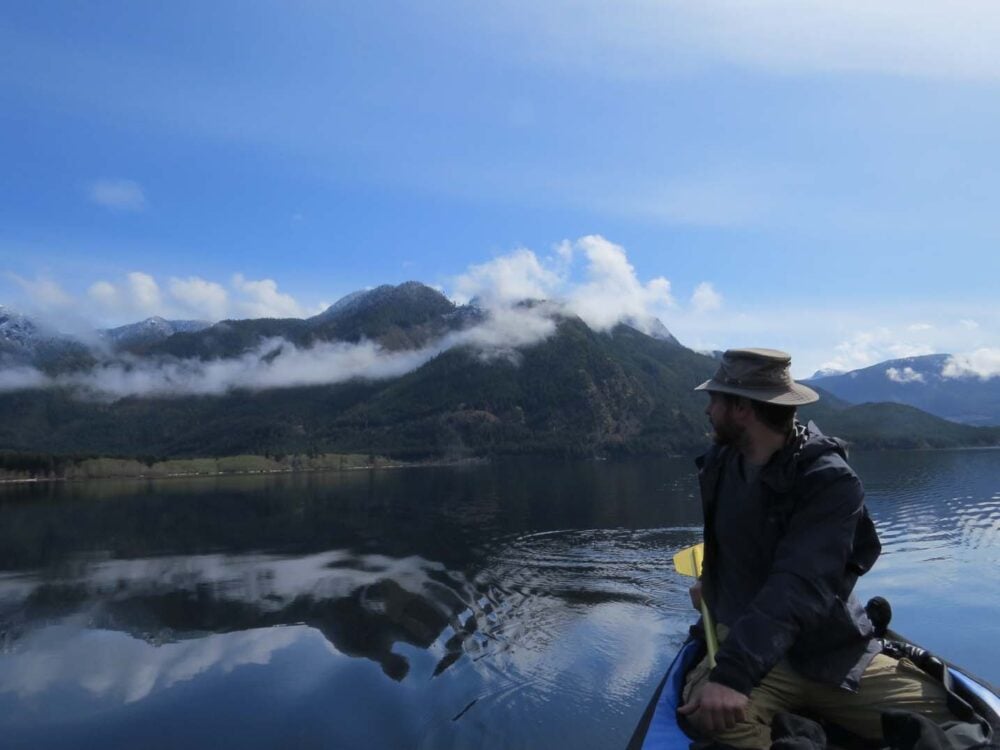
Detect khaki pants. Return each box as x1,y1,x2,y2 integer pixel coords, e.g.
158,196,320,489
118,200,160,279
682,630,954,749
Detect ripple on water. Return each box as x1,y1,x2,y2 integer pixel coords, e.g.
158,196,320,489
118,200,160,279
412,527,702,739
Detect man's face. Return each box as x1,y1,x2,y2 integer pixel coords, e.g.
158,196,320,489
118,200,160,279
705,392,745,446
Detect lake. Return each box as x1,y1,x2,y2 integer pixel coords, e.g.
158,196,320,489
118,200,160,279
0,449,998,749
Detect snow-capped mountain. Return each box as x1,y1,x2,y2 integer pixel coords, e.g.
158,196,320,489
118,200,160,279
806,353,1000,426
0,306,96,372
102,317,211,349
0,305,44,352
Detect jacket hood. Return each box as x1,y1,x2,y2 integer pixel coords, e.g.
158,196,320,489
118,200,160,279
795,420,849,464
759,420,847,495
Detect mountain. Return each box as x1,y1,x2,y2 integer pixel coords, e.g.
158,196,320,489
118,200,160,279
0,305,38,352
102,316,211,350
800,390,1000,449
1,288,998,461
0,317,718,459
0,306,95,373
806,354,1000,426
308,281,462,350
138,282,464,360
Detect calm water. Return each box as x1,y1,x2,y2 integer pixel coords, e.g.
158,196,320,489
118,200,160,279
0,450,998,749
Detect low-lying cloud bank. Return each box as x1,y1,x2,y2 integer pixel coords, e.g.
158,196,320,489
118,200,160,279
0,306,558,399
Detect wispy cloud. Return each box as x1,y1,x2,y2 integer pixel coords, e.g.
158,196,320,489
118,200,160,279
487,1,1000,82
942,349,1000,380
819,329,934,374
660,303,1000,379
6,274,74,308
232,274,311,319
168,277,229,321
0,366,50,391
886,366,925,384
812,313,1000,376
87,179,147,212
0,303,558,399
127,272,161,312
79,272,318,323
691,282,722,314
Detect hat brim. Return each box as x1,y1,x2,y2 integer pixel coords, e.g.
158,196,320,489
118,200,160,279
694,378,819,406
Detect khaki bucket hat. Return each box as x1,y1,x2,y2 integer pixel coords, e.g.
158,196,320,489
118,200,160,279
694,348,819,405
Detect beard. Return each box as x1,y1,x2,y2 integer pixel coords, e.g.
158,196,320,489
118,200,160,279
711,413,747,447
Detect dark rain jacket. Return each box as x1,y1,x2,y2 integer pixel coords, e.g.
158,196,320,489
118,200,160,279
696,421,883,696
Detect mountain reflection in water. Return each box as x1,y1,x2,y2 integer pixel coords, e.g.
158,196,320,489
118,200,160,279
0,452,998,749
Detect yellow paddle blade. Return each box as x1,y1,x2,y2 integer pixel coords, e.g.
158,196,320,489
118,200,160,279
672,542,704,578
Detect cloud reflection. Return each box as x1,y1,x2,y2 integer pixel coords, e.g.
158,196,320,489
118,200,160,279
0,624,304,704
1,550,480,683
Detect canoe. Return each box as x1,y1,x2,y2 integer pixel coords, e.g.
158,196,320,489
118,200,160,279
627,633,1000,749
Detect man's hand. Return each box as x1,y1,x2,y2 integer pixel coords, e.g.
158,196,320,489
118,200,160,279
677,681,749,735
689,580,703,611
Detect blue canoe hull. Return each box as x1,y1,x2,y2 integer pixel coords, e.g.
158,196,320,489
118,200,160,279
628,638,1000,750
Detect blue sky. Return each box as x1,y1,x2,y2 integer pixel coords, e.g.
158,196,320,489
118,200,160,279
3,1,1000,377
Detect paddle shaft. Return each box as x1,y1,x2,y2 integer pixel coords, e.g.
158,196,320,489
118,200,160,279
674,543,720,668
700,598,719,668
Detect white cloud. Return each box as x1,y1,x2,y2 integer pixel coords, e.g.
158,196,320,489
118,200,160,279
691,282,722,313
448,305,557,356
451,248,562,306
554,240,574,264
127,272,162,313
232,274,306,319
86,274,166,319
886,366,925,384
564,235,674,332
0,302,560,399
6,274,74,309
78,272,315,323
3,237,997,393
942,349,1000,380
451,235,674,331
87,179,147,211
169,277,229,321
815,328,934,374
88,280,119,308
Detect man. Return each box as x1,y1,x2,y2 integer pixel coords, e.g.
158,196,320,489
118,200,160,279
678,348,952,748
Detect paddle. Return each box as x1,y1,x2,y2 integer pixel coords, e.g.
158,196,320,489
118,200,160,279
673,542,719,668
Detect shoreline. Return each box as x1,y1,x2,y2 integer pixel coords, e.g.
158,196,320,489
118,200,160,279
4,442,999,484
0,454,491,485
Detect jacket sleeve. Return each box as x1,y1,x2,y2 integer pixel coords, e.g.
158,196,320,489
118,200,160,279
708,469,865,695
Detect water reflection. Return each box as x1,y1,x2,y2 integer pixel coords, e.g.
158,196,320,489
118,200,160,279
1,624,303,706
0,525,697,749
2,550,489,682
0,452,997,748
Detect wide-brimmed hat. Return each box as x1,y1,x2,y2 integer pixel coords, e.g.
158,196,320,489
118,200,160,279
694,348,819,405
